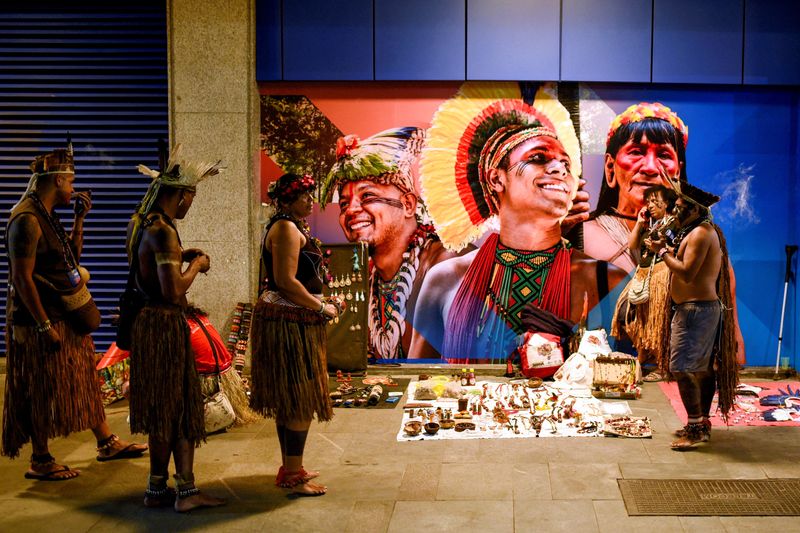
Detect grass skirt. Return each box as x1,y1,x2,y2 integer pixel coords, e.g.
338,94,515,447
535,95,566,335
2,321,105,458
249,301,333,422
199,367,260,427
129,305,205,445
612,261,671,370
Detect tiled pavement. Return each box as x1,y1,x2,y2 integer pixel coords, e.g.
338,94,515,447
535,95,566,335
1,376,799,532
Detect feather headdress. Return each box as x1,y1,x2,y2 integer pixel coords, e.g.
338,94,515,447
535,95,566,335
135,143,222,217
320,126,426,206
13,135,76,211
420,82,581,251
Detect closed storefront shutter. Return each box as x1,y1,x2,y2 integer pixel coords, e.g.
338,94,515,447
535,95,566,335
0,3,168,355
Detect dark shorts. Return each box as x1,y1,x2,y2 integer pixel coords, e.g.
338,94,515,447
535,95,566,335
669,300,722,373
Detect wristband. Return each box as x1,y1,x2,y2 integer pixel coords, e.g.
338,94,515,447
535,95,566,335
317,300,325,314
35,319,52,333
658,248,669,259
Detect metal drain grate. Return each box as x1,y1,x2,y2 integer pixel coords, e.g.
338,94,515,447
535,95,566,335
618,479,800,516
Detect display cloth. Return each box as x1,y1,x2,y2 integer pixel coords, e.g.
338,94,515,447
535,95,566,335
396,380,649,441
658,381,800,427
328,376,410,409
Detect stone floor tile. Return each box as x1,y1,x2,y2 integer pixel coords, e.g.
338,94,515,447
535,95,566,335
514,499,599,532
442,438,482,463
398,462,441,500
549,463,622,500
679,516,727,532
512,463,552,500
593,500,682,533
388,501,514,533
719,516,800,532
436,463,513,501
344,500,395,533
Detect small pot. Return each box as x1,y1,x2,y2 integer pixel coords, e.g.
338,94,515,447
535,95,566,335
404,421,422,436
439,419,455,429
424,422,440,435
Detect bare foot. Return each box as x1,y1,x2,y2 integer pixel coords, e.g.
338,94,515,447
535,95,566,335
144,487,176,508
276,466,320,486
291,480,327,496
174,491,227,513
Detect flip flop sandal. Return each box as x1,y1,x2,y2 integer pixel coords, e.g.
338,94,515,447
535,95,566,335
96,435,148,461
643,371,664,382
24,465,79,481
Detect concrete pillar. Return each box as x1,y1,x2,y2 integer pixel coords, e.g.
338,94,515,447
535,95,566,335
167,0,260,327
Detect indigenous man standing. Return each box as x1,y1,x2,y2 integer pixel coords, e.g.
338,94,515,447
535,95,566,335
645,182,739,449
3,146,146,480
320,128,460,359
127,145,225,511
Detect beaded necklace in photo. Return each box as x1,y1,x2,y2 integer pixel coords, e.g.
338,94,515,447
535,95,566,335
368,224,435,359
487,242,561,334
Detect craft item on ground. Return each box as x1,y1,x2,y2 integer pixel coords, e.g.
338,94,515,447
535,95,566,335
577,328,612,360
518,331,564,378
442,380,466,399
603,416,652,438
759,385,800,407
336,370,353,383
97,358,130,406
385,396,400,404
553,352,592,388
404,421,422,436
414,380,439,400
424,422,440,435
367,385,383,405
363,375,398,386
735,383,763,396
592,354,641,399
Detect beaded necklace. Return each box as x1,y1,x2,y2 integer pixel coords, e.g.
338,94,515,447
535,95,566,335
368,224,435,359
28,192,80,278
487,241,563,334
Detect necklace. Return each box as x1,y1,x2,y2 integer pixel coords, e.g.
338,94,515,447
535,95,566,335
28,192,78,271
368,224,435,359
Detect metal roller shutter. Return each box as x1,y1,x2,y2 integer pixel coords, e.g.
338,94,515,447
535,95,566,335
0,3,168,355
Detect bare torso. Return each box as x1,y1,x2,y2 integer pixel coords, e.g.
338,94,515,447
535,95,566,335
670,222,721,303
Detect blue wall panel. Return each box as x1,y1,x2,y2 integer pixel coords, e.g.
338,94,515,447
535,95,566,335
375,0,465,80
744,0,800,85
561,0,651,82
283,0,373,80
256,0,282,81
467,0,560,81
653,0,743,84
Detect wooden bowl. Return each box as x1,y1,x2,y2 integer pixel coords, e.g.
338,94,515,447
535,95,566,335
439,419,455,429
404,421,422,436
424,422,440,435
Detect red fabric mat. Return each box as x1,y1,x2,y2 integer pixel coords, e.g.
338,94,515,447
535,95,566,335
658,381,800,427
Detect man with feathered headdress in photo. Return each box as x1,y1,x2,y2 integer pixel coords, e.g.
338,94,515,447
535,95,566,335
320,127,463,360
3,143,147,480
409,83,626,363
126,144,225,512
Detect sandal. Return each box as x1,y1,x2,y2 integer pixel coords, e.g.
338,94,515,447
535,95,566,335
643,371,664,383
96,434,148,461
25,454,79,481
671,422,710,450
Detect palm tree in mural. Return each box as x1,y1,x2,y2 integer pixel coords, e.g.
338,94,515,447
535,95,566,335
260,95,342,188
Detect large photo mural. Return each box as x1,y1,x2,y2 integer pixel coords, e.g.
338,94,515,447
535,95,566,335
259,82,798,368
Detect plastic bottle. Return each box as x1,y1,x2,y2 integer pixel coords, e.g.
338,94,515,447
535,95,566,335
460,368,468,386
468,368,476,386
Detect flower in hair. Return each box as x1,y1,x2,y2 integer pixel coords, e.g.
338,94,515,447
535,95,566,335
335,135,360,160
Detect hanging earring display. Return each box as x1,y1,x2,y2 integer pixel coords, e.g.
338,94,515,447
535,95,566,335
345,275,352,287
346,289,353,301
